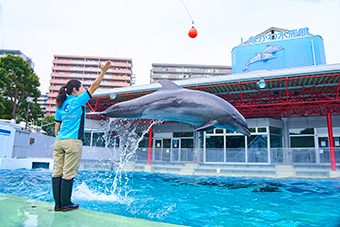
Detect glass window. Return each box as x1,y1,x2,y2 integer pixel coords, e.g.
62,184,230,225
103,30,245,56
215,129,224,134
162,139,171,162
258,127,267,133
206,136,224,162
335,137,340,147
247,135,268,163
180,139,194,162
249,128,256,133
226,136,245,162
289,128,314,135
173,132,193,137
84,131,91,146
318,137,328,148
270,127,282,135
318,137,340,147
138,136,149,148
226,136,245,148
291,136,315,148
153,139,161,161
107,131,119,148
206,136,224,148
171,139,180,162
181,139,193,148
270,135,283,148
92,131,105,147
247,135,268,149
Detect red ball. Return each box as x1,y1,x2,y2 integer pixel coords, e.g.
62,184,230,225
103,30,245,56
188,27,197,38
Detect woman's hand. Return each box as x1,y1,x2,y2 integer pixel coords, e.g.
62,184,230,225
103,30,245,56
88,61,112,95
100,61,111,73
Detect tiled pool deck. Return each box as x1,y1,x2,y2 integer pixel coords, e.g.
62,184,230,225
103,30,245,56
0,193,185,227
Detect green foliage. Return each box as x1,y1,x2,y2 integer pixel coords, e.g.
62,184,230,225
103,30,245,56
41,115,55,137
0,55,43,122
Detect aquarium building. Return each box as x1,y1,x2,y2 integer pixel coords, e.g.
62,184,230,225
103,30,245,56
84,27,339,177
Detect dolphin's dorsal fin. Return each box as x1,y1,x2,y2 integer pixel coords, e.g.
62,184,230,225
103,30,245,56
158,80,183,90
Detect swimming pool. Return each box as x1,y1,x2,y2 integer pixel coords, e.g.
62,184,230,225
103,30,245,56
0,169,339,226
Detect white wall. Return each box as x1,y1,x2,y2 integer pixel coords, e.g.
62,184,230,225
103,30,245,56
0,124,16,158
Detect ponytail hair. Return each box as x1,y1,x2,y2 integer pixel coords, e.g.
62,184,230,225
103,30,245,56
56,80,81,108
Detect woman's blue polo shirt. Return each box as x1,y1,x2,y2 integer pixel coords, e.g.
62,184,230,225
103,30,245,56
55,90,92,141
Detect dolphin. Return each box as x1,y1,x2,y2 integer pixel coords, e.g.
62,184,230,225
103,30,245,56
89,80,250,136
243,52,275,71
261,44,284,54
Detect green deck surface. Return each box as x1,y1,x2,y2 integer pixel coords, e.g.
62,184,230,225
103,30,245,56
0,193,185,227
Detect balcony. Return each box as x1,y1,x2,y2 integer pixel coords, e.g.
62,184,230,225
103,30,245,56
51,72,70,78
52,66,72,71
46,107,56,112
46,100,56,105
99,82,130,87
47,93,58,98
49,86,61,91
110,75,131,80
49,79,68,84
53,59,72,64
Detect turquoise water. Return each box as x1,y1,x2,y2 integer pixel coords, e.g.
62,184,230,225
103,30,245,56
0,169,339,226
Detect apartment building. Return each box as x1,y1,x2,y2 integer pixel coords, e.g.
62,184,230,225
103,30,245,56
46,55,132,115
0,49,35,68
37,92,48,116
150,63,231,83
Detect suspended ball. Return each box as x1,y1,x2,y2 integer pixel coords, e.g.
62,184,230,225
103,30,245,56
188,27,197,38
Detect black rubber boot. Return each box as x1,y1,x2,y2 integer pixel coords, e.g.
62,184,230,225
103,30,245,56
52,177,62,211
60,178,79,212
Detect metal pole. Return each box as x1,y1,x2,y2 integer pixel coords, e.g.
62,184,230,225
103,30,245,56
147,125,153,165
327,113,336,171
25,102,31,130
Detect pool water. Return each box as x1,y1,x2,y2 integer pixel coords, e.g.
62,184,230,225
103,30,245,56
0,169,339,226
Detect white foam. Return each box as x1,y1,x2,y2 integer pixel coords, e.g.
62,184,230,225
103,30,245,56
73,182,134,204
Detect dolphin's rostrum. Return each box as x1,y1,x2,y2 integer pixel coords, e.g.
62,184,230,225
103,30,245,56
89,80,250,136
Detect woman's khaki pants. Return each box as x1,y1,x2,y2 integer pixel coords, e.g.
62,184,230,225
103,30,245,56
52,139,83,180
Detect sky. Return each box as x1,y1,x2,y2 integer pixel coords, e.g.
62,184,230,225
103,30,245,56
0,0,339,94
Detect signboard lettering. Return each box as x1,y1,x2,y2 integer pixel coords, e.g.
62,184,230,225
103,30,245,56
241,27,309,45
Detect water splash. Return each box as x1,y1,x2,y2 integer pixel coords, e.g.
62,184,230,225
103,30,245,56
73,182,123,202
103,118,163,197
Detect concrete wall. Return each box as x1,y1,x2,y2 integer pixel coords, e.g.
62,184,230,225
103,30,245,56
247,118,284,128
82,146,121,161
284,115,340,129
27,133,56,158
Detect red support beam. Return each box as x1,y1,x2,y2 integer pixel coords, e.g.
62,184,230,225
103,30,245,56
327,113,336,171
86,73,340,120
148,125,153,165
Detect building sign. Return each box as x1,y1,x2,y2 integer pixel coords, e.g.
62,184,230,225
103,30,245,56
241,27,310,45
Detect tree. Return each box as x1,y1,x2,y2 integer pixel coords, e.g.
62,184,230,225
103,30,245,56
40,115,55,137
16,100,44,124
0,55,42,121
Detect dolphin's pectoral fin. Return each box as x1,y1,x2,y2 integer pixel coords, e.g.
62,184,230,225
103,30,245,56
194,120,218,132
